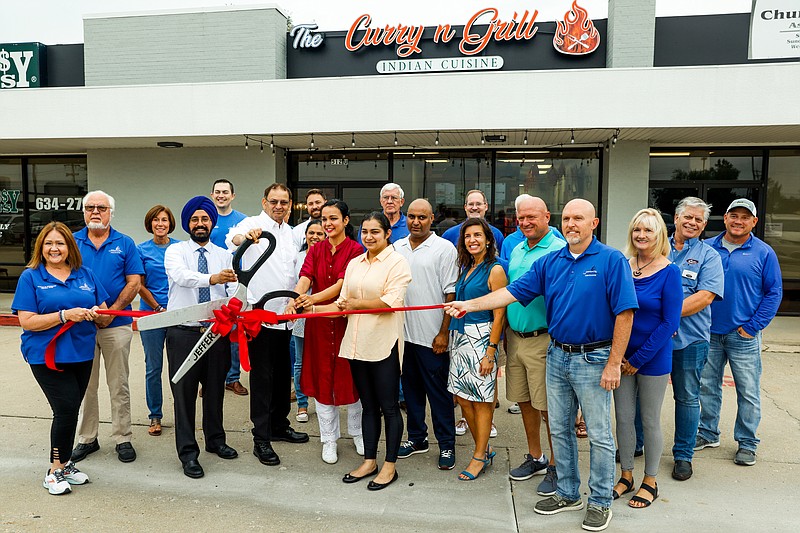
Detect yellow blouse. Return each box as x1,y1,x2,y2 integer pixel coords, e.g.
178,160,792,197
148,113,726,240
337,245,412,363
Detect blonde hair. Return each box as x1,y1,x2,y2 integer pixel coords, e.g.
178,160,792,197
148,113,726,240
625,208,670,259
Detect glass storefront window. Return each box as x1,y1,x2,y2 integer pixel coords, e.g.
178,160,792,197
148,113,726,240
296,153,388,182
27,158,88,236
649,149,763,181
0,158,24,290
765,149,800,313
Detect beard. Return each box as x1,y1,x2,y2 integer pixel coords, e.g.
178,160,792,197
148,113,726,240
87,222,108,230
190,227,210,244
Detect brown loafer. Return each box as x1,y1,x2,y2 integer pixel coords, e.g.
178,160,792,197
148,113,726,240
225,381,249,396
148,418,162,436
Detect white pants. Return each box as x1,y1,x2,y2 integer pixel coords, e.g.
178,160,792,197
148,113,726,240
317,400,363,443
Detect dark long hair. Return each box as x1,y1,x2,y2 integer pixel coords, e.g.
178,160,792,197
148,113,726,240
322,199,355,240
300,218,323,252
456,218,497,271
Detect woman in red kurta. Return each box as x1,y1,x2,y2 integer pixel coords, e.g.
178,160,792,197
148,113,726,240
288,199,364,465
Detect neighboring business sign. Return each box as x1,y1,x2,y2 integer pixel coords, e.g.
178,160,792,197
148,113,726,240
0,43,45,89
749,0,800,59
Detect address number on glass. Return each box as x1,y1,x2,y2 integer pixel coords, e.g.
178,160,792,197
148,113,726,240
36,197,83,210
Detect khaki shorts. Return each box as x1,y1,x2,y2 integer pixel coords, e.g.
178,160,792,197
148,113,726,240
505,328,550,411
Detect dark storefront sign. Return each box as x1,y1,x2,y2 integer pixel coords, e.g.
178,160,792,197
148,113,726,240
0,42,45,89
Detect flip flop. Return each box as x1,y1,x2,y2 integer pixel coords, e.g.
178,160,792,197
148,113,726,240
629,481,658,508
613,477,634,500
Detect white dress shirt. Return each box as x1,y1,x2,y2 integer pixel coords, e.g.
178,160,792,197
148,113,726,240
164,240,236,325
292,218,311,250
226,211,297,330
394,233,458,347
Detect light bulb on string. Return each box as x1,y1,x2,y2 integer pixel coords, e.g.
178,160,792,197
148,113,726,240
310,134,315,149
270,135,274,149
260,141,263,153
435,131,439,146
351,133,356,147
570,129,575,144
245,138,249,150
523,130,528,145
394,132,398,146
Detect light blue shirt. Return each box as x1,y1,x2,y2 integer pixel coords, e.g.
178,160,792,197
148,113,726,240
668,236,725,350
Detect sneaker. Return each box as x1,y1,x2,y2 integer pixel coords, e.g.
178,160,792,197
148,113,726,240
537,465,558,496
398,439,429,458
354,435,365,456
455,418,468,436
322,441,338,464
694,436,720,451
507,403,521,414
438,449,456,470
509,453,548,481
490,423,498,438
734,448,756,466
62,461,89,485
582,504,612,531
43,469,71,495
534,494,584,515
296,408,309,423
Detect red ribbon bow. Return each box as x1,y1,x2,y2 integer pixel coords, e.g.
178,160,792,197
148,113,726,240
210,297,277,372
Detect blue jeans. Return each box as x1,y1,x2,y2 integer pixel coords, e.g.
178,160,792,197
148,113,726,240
671,340,709,461
140,328,167,420
226,337,241,384
547,344,615,508
699,331,762,451
292,336,308,409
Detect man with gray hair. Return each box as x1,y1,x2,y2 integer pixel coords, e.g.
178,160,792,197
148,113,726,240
71,190,144,463
357,183,409,245
667,197,724,481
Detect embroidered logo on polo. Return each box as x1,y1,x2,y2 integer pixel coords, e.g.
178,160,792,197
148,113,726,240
79,283,92,291
37,284,56,289
686,259,699,265
109,246,122,254
583,267,598,277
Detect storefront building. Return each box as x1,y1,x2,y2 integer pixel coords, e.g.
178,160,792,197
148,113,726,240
1,1,798,309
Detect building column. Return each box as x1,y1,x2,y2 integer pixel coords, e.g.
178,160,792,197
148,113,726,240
600,141,651,251
607,0,656,68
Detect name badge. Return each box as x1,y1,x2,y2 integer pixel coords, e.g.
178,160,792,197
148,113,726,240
682,269,698,280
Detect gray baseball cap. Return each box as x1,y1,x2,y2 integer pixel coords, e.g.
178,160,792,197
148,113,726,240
726,198,756,216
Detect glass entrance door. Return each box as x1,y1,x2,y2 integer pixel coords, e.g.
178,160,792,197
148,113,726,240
293,182,387,228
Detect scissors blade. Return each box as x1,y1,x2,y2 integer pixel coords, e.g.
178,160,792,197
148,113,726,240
171,329,223,383
136,299,227,330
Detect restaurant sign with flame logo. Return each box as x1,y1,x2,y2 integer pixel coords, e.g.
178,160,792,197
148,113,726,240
553,1,601,55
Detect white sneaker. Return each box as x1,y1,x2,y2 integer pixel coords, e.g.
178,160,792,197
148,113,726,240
63,461,89,485
43,469,71,495
490,423,498,438
353,435,365,456
296,409,309,423
455,418,468,436
322,441,338,464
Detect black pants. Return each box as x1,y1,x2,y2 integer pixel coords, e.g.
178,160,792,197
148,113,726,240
249,327,291,443
349,344,404,462
30,361,93,463
166,327,231,464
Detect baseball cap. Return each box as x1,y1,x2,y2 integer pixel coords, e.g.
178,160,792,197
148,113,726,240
726,199,756,216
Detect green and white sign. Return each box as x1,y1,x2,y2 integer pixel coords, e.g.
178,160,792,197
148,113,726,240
0,42,45,89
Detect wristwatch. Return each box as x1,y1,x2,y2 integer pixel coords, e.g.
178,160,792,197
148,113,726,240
488,342,499,350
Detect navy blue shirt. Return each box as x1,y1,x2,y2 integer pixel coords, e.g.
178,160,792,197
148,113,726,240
137,238,179,311
708,233,782,336
506,237,638,345
74,227,145,328
12,265,109,365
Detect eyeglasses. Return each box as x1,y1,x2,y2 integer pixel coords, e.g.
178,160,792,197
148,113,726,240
381,195,401,202
84,205,110,213
267,199,290,207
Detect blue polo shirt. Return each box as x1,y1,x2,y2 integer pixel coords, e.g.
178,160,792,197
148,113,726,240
506,237,638,345
137,238,179,311
708,233,782,336
211,209,246,249
356,212,410,246
12,264,109,365
506,231,566,332
74,227,145,328
500,226,565,262
668,236,725,350
441,221,505,251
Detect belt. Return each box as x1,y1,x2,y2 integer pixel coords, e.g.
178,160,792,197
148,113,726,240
176,325,209,334
511,328,548,339
553,339,612,353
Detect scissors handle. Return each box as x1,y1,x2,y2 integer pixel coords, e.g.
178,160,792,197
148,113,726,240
255,290,301,323
232,230,277,287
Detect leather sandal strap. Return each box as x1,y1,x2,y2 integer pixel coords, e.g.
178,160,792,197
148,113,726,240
639,482,658,497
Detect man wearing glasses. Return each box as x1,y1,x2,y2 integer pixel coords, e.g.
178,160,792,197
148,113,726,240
356,184,410,246
227,184,309,467
71,190,144,464
441,189,505,251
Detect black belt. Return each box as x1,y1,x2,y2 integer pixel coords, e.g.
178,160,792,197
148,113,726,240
553,339,612,353
176,325,209,334
511,328,548,339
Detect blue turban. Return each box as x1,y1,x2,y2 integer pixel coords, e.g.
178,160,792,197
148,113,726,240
181,196,218,234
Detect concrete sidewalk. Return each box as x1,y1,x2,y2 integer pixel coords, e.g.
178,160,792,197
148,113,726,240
1,321,798,532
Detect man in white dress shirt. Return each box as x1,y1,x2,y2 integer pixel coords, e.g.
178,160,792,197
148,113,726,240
165,196,239,479
227,183,310,467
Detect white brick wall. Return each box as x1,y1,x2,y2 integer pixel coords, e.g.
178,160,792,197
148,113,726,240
607,0,656,68
85,8,287,86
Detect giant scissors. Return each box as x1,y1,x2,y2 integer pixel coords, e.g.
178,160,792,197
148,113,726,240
137,231,298,383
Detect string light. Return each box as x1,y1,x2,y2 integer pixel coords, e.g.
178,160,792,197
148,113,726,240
351,133,356,147
523,130,528,145
269,135,274,149
310,134,315,149
481,130,485,145
245,138,249,150
260,140,263,153
394,132,398,146
435,131,440,146
570,129,575,144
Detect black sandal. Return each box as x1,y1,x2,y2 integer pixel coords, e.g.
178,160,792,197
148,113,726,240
612,477,634,500
629,481,658,508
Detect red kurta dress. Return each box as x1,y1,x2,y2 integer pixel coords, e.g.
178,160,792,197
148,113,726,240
299,237,363,405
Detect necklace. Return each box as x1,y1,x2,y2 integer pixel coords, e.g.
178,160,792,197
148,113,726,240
633,255,656,277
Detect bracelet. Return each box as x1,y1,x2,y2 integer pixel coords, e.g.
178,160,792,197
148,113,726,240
155,305,165,312
311,304,316,314
59,310,66,324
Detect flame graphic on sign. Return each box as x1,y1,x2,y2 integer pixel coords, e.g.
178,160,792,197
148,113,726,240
553,1,600,55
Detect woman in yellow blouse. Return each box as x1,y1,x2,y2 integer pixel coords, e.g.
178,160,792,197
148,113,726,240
315,211,412,491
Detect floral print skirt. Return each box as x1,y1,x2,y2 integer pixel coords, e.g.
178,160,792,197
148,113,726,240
447,322,497,403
